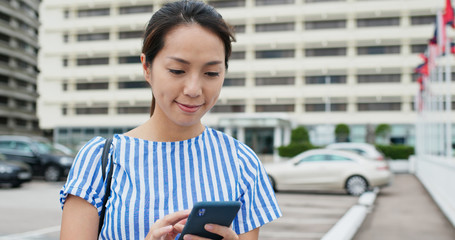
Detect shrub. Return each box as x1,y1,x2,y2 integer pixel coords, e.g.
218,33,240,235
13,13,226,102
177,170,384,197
277,143,317,158
375,144,414,160
335,123,350,142
291,126,310,144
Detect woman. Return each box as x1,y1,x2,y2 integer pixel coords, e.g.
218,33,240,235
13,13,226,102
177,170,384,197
60,1,281,239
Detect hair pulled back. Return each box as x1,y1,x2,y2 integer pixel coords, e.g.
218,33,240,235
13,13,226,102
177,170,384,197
142,0,235,116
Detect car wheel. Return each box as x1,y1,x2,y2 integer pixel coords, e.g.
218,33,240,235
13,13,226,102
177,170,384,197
44,165,61,182
268,175,277,192
346,176,368,196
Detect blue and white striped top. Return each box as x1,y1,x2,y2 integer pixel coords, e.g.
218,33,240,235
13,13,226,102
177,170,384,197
60,127,281,239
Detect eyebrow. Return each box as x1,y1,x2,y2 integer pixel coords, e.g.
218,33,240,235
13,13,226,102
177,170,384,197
167,56,223,66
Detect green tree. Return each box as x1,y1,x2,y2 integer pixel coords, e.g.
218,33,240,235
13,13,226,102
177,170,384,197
335,124,350,142
375,124,391,144
278,126,316,157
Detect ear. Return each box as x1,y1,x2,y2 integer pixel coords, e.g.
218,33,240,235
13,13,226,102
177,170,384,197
141,53,152,85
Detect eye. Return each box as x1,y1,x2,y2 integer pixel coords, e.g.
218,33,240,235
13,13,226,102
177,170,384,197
169,69,185,75
205,72,220,77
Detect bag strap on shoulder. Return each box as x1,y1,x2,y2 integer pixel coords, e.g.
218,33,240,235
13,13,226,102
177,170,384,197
99,137,113,236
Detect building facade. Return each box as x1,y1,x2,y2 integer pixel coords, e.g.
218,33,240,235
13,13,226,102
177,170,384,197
38,0,454,156
0,0,40,135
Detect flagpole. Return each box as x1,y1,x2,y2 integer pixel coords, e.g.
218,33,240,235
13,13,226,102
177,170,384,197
445,33,453,159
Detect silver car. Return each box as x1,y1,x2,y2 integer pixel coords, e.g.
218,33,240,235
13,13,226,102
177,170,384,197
265,149,393,195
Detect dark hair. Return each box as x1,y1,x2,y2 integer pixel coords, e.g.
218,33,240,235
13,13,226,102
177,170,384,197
142,0,236,116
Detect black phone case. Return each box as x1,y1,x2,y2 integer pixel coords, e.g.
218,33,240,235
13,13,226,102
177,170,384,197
178,201,241,240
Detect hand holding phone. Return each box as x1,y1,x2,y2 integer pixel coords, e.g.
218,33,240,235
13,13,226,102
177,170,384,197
178,201,241,240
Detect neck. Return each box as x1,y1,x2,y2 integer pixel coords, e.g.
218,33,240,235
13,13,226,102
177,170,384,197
124,111,205,142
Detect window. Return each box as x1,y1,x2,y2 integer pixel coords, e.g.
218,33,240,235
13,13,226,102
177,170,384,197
255,77,294,86
15,119,27,127
119,31,143,39
356,17,400,27
118,81,148,89
0,96,8,106
0,54,9,64
118,56,141,64
0,117,7,126
305,20,346,30
78,8,110,17
256,104,294,112
357,46,400,55
76,82,109,90
305,75,346,84
357,74,401,83
411,15,435,25
256,49,294,59
211,105,245,113
305,0,344,3
75,107,108,115
255,22,294,32
223,78,245,86
0,12,10,23
0,75,8,85
77,57,109,66
208,0,246,8
119,5,153,14
62,58,68,67
230,51,245,60
305,47,346,57
117,107,149,114
0,33,10,43
411,44,426,53
77,33,109,41
62,107,67,115
64,10,69,19
255,0,295,6
233,25,246,34
63,34,69,43
297,154,327,164
357,102,401,111
305,103,347,112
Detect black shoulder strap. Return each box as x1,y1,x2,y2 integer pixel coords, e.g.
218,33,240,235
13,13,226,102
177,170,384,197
99,138,113,236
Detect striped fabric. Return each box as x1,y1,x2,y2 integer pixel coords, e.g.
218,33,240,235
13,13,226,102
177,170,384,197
60,127,281,239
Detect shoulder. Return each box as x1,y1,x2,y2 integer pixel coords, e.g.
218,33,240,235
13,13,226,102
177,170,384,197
205,127,260,166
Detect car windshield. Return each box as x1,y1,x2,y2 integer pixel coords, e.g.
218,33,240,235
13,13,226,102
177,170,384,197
34,141,66,155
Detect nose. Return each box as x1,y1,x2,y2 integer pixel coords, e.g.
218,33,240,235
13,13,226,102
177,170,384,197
183,74,202,98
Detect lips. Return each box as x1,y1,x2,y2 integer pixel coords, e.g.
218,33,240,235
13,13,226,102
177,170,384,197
176,102,203,113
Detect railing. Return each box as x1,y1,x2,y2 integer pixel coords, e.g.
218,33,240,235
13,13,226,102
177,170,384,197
412,155,455,227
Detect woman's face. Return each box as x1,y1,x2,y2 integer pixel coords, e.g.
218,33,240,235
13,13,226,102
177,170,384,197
141,24,225,128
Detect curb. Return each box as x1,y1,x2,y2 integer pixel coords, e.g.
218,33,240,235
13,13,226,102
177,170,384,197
321,188,379,240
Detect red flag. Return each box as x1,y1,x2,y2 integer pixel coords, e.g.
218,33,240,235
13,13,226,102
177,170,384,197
443,0,455,28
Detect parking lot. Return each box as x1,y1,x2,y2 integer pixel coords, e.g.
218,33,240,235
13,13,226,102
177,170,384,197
0,180,358,239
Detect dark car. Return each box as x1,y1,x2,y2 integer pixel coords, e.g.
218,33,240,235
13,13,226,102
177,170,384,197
0,136,74,181
0,153,32,187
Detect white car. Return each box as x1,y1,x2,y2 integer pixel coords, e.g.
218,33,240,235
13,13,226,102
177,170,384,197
326,142,386,161
265,149,392,195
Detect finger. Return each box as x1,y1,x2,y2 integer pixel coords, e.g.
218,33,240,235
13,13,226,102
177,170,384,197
157,209,190,226
182,234,212,240
205,224,239,240
173,223,185,233
151,225,173,239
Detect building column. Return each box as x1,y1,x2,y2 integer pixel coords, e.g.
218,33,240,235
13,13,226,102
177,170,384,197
224,127,233,137
237,127,245,143
273,127,283,162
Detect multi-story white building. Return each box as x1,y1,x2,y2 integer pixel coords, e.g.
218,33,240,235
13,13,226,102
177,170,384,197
0,0,40,135
38,0,454,156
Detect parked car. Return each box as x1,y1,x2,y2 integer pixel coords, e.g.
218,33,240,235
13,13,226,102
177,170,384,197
265,149,393,195
325,142,386,161
0,136,74,181
0,153,32,187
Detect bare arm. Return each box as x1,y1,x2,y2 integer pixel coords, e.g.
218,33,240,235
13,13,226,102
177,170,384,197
239,228,259,240
60,194,99,240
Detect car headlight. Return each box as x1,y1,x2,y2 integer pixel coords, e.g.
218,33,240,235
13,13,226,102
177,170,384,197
0,165,14,174
59,157,74,166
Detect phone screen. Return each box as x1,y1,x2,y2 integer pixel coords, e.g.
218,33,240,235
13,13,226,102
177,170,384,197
178,201,241,240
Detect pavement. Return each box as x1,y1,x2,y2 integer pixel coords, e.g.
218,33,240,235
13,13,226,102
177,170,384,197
353,174,455,240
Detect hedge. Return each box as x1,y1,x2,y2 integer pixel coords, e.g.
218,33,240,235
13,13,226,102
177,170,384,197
277,143,318,158
375,144,415,160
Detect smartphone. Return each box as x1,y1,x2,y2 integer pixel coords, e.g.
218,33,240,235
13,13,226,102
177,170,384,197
178,201,241,240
